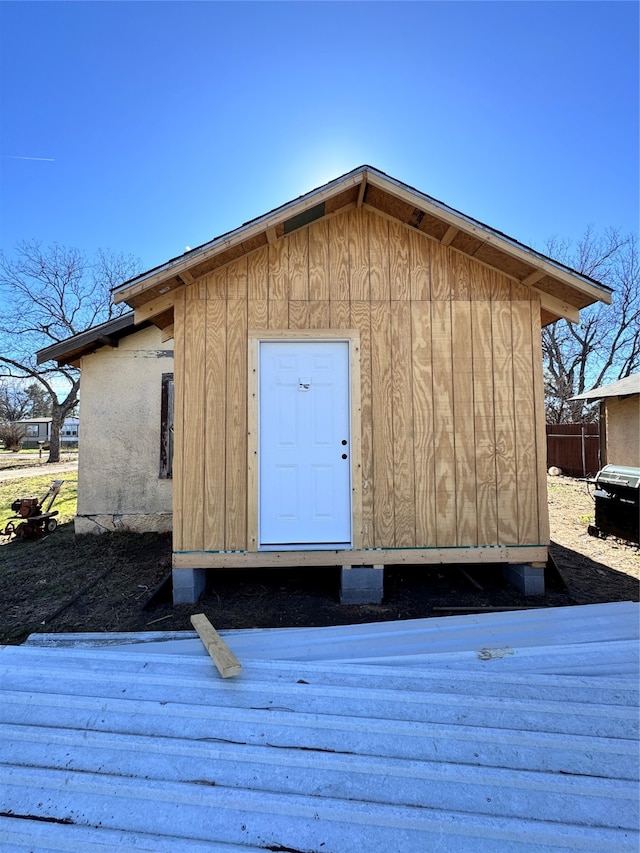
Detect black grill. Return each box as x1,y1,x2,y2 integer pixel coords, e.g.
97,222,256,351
588,465,640,544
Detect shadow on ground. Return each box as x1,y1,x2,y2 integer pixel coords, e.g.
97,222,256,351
549,540,639,605
2,526,637,643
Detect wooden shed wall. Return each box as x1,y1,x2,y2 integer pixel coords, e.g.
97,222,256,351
172,207,548,556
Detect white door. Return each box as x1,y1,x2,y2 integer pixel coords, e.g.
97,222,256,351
259,340,352,548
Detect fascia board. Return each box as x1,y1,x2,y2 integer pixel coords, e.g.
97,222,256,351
364,171,612,305
36,313,137,365
113,165,612,309
113,169,368,304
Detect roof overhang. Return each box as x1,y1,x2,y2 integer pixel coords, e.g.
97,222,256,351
572,373,640,400
112,165,613,328
36,312,150,368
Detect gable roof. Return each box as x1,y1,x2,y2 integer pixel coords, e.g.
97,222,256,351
572,372,640,400
112,165,612,328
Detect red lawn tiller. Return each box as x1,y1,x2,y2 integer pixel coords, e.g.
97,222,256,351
3,480,64,541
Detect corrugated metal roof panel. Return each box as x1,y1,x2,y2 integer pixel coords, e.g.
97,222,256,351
2,603,639,852
27,600,640,669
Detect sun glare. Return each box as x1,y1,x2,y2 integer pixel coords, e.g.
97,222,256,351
288,143,373,195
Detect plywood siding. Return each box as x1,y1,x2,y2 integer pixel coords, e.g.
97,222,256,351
173,207,546,553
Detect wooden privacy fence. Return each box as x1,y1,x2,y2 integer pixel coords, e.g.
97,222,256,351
546,423,600,478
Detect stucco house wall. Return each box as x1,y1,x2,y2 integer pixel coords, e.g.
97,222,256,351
572,373,640,469
604,394,640,467
74,325,174,535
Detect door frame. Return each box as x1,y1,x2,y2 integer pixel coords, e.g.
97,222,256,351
247,329,362,553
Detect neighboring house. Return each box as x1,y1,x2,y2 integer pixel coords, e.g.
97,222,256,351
38,313,174,535
39,166,612,603
61,416,80,443
13,417,80,449
572,373,640,468
13,418,50,449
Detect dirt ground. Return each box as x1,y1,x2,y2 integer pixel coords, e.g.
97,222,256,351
0,475,638,645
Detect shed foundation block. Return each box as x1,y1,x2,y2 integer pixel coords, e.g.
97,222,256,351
340,565,384,605
172,568,207,605
503,563,546,596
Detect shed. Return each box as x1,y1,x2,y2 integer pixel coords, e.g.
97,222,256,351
43,166,614,603
572,373,640,468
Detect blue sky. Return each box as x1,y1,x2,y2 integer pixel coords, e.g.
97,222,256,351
0,1,637,278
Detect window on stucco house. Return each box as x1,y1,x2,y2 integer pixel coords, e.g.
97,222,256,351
160,373,174,479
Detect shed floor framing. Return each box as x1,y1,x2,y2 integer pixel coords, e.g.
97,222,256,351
172,544,548,569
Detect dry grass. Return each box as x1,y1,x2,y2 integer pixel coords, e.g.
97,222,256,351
0,472,636,646
0,471,78,529
548,475,639,579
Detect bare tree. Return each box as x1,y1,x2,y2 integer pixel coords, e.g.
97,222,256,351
0,380,31,422
0,380,52,422
542,228,639,423
0,421,26,452
0,241,141,461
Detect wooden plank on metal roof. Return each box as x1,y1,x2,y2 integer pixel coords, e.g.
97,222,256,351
1,605,639,852
24,602,640,666
190,613,242,677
